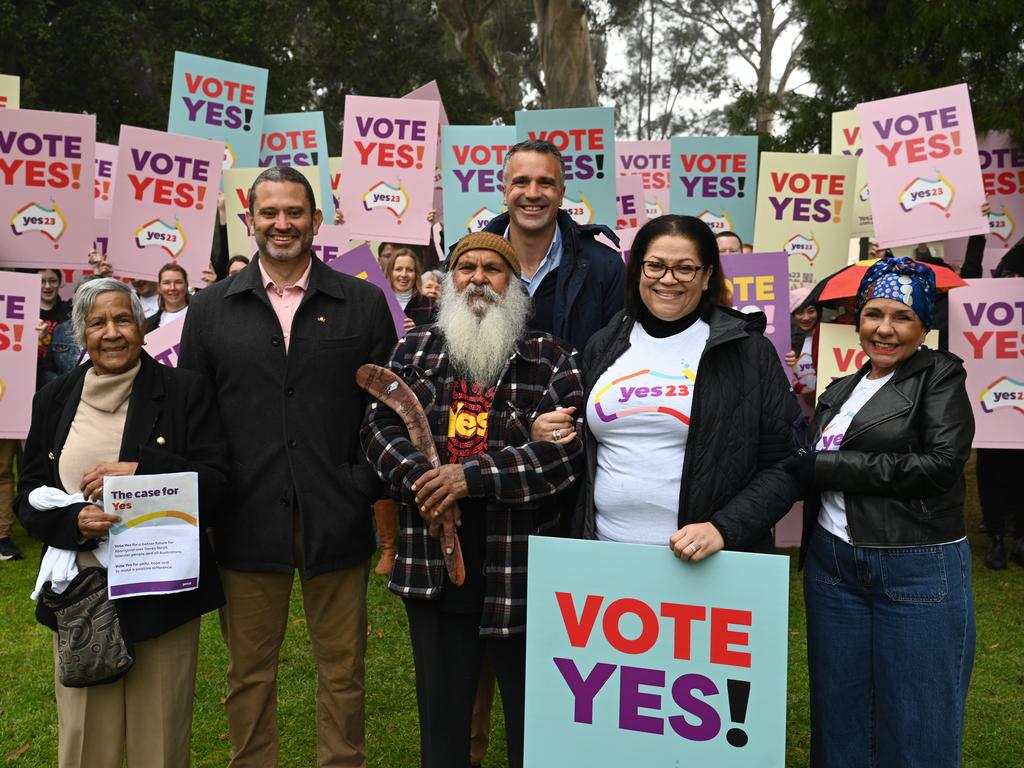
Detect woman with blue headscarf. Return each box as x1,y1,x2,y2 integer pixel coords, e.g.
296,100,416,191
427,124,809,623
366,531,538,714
788,256,976,768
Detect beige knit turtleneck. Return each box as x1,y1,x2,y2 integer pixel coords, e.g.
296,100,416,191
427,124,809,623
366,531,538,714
58,361,142,495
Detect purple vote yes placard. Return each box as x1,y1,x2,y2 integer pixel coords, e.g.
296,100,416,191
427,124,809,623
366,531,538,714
720,251,791,371
323,240,408,338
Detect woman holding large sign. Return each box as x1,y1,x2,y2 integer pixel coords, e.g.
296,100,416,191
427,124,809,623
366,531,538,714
15,278,228,768
545,214,800,557
792,256,975,767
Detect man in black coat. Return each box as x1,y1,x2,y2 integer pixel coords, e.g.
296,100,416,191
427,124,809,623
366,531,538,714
178,167,397,768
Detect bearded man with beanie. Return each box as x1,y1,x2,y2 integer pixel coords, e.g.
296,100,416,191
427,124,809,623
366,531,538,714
361,232,584,768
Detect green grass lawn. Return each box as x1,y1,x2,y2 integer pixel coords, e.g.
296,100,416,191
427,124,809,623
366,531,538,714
1,459,1021,766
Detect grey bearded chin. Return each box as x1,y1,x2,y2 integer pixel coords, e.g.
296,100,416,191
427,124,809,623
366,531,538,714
437,273,532,385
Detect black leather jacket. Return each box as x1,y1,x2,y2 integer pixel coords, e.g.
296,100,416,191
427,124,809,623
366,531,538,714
799,347,974,564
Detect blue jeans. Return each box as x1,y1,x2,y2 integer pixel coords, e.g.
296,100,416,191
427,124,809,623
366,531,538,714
803,525,975,768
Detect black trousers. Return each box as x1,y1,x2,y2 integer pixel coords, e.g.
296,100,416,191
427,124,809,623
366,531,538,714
976,448,1024,537
403,598,526,768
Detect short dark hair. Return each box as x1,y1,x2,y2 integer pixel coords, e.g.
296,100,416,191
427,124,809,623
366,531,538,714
38,268,62,284
716,230,742,243
227,255,250,269
502,139,565,186
247,166,318,216
377,241,403,258
625,215,723,322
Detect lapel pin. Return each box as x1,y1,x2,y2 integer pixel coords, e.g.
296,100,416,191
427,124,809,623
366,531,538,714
317,315,327,323
156,436,166,445
48,451,55,460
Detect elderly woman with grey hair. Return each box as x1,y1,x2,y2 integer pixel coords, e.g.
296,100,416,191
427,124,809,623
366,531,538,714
15,278,229,768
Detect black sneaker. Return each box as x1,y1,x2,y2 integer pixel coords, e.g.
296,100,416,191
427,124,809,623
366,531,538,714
0,537,23,561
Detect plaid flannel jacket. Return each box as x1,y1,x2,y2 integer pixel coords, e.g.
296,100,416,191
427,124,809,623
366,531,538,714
360,325,585,637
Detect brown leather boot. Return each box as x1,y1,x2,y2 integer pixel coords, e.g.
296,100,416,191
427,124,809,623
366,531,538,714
373,498,399,575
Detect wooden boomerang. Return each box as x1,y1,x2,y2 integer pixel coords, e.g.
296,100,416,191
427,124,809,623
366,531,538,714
357,364,466,587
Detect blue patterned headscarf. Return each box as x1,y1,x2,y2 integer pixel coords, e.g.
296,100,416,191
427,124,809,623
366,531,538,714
855,256,936,329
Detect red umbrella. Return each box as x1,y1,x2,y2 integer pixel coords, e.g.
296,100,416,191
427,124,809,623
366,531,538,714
817,259,967,302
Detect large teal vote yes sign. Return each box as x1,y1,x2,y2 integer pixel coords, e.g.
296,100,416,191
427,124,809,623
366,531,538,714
525,538,789,767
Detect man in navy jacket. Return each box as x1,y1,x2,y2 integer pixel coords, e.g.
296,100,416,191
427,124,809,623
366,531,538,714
480,139,624,353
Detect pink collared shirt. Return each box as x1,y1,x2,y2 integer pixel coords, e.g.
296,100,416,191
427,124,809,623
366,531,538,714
259,258,312,352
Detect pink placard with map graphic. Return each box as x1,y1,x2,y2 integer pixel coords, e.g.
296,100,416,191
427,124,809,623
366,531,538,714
108,126,223,285
945,132,1024,274
948,278,1024,448
340,96,440,246
858,84,987,248
0,109,95,269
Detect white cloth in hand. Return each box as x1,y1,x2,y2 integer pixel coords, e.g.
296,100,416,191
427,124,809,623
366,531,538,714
28,487,109,600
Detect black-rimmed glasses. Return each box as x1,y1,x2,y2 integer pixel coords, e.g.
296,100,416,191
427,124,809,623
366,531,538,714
641,261,706,282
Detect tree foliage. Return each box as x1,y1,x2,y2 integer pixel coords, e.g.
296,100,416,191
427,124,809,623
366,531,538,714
439,0,604,112
790,0,1024,150
0,0,504,151
682,0,806,136
602,0,807,141
600,0,730,138
437,0,540,119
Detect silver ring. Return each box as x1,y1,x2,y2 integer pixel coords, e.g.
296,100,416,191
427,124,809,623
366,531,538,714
552,429,562,441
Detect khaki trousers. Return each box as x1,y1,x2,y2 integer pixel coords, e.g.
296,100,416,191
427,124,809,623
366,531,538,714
54,617,201,768
220,558,370,768
0,438,17,538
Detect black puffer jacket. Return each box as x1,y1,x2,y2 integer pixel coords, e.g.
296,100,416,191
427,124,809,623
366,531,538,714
574,306,802,552
799,348,974,564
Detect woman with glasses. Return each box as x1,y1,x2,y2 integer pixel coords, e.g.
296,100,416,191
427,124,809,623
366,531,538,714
544,215,800,559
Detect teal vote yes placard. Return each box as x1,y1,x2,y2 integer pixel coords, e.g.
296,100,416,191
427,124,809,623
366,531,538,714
259,112,334,221
441,124,517,236
525,537,789,768
515,107,617,228
671,135,759,243
167,51,268,171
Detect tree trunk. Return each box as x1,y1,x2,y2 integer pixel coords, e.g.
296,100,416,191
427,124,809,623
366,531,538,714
533,0,599,108
755,0,775,134
438,0,518,115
